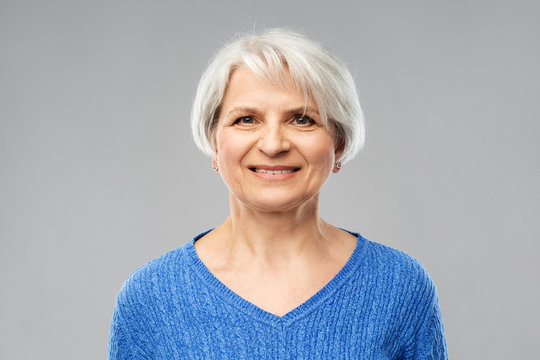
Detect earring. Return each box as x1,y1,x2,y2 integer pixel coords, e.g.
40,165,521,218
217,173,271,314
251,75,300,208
212,164,219,172
335,162,342,169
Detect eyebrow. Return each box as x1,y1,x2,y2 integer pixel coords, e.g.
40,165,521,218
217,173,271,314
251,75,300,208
225,106,320,117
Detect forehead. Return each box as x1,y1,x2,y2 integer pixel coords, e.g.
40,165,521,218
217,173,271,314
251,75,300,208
221,66,317,111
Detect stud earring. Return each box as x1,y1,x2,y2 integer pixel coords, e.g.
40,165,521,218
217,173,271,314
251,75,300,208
212,164,219,172
335,162,342,169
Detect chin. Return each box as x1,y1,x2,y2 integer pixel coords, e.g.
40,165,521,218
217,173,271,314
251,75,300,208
244,193,318,213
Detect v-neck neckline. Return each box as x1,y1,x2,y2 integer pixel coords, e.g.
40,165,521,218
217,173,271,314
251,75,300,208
185,229,368,328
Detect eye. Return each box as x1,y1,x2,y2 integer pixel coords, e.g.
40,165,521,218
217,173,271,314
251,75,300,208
293,114,316,126
234,116,255,125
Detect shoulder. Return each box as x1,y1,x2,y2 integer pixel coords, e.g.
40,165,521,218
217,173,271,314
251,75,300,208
356,236,444,347
364,237,435,290
108,237,202,359
115,238,198,308
363,242,448,358
128,243,188,281
351,234,438,317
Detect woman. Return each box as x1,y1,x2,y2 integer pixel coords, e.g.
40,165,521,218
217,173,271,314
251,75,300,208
108,29,447,359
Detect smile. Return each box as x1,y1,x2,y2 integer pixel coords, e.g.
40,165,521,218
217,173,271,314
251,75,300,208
249,166,300,175
253,168,295,174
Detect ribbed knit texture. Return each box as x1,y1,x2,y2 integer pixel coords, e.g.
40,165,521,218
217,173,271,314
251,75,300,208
108,231,447,359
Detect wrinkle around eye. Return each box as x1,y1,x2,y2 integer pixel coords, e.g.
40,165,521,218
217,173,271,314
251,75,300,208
232,115,260,128
237,116,253,123
291,114,320,129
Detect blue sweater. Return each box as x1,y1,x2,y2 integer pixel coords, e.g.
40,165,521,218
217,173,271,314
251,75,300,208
108,231,447,359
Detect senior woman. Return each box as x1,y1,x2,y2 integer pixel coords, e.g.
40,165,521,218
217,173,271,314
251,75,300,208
108,29,447,359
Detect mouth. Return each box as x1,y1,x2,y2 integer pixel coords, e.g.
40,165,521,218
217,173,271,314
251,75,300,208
249,166,300,175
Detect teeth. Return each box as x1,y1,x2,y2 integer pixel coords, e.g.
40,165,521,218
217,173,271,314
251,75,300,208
254,168,294,174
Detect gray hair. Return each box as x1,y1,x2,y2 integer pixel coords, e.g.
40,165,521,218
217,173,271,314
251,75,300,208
191,28,365,164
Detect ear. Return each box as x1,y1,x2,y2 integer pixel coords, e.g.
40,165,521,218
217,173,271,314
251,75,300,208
334,133,345,157
332,140,345,174
211,132,218,155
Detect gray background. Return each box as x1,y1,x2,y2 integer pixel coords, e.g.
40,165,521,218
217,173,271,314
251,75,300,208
1,0,538,358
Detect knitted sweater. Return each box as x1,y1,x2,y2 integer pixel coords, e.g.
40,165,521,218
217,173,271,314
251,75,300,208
108,231,447,359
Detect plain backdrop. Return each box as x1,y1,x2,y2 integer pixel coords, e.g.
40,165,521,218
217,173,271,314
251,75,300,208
1,0,539,358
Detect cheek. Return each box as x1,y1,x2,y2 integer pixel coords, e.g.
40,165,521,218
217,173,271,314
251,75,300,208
305,135,337,169
216,140,236,170
215,130,251,170
215,128,233,159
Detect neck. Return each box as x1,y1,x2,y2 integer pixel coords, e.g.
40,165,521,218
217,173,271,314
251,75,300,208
195,193,357,282
217,193,332,265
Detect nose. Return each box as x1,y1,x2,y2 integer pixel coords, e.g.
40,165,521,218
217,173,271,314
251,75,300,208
257,123,291,157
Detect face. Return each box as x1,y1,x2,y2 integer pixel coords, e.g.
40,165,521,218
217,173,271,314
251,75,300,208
214,66,342,213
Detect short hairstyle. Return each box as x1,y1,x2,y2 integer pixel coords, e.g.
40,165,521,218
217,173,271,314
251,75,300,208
191,28,365,164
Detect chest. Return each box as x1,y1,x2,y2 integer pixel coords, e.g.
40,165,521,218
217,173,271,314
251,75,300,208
150,300,405,360
208,255,348,317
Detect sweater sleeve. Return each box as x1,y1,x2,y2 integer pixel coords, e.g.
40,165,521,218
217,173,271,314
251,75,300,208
404,287,448,360
107,279,152,360
108,303,134,360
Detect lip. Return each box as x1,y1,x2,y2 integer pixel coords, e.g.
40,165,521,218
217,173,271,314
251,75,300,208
248,165,299,171
248,165,301,180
